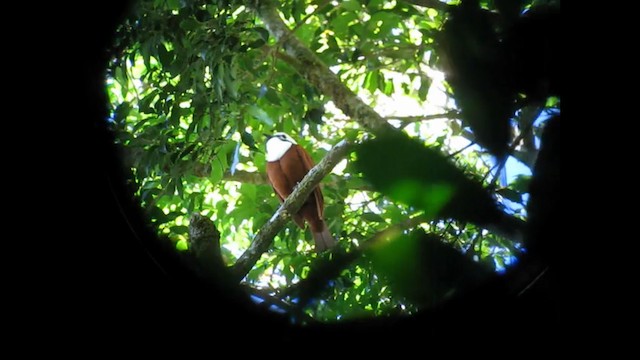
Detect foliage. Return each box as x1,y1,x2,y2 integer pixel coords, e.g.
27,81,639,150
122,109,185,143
106,0,559,322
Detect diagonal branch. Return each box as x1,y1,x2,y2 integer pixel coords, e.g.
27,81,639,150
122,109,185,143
229,140,353,282
385,110,462,124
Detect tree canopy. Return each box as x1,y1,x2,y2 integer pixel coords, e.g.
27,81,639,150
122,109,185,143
106,0,560,323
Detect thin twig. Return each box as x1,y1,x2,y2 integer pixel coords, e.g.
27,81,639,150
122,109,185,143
385,110,461,124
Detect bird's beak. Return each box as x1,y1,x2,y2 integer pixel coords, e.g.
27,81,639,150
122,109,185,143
264,133,273,140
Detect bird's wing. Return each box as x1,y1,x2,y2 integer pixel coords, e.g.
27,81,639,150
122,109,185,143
266,162,286,202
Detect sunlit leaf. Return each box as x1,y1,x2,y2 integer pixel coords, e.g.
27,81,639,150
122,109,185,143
176,239,189,251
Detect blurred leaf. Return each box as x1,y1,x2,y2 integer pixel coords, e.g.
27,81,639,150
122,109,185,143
368,11,401,37
176,239,189,251
510,174,532,193
362,212,386,223
331,12,358,38
113,101,131,123
254,27,270,42
180,18,200,32
166,0,180,10
175,177,185,198
171,225,189,234
210,157,224,185
304,107,324,125
368,230,491,307
497,187,522,203
138,89,159,114
264,88,281,105
247,105,273,126
156,43,174,69
439,1,513,157
355,132,502,225
341,0,361,12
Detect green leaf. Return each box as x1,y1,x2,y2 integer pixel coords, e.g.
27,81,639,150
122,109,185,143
185,116,199,140
140,41,152,70
216,199,229,217
176,239,188,251
368,11,401,37
170,102,181,126
254,27,270,42
330,12,358,38
210,157,224,185
171,225,189,234
113,101,131,123
497,187,522,203
383,79,395,96
366,0,386,11
114,66,128,88
156,43,174,69
247,105,273,126
364,71,380,94
368,231,491,308
355,132,501,225
217,140,238,169
510,174,532,193
167,0,180,10
175,177,185,198
341,0,361,12
264,88,281,105
180,18,200,32
138,89,159,114
240,184,257,203
362,212,386,223
418,75,431,101
241,130,258,150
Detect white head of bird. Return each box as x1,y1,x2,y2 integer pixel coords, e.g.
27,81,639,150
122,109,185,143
265,132,298,162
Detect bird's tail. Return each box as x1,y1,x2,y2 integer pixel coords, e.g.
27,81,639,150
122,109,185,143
312,226,337,253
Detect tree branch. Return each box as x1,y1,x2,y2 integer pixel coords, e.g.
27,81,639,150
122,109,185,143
385,111,462,124
252,1,395,136
229,140,353,282
186,212,229,284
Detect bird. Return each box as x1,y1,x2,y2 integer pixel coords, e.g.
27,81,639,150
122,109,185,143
265,132,337,252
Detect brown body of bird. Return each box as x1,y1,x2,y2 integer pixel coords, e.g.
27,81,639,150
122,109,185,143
265,133,337,252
